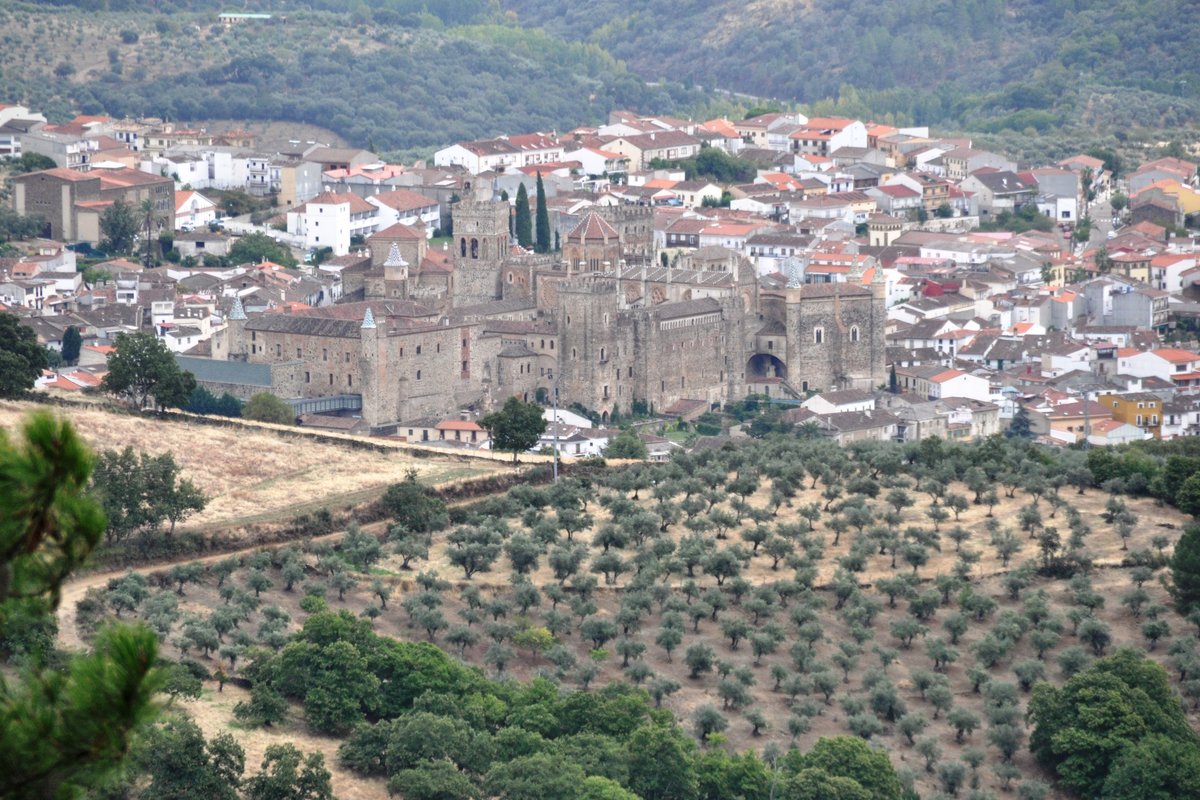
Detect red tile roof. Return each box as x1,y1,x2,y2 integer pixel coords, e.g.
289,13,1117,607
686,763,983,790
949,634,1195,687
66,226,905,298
568,211,619,241
371,223,424,240
369,188,436,213
1153,348,1200,364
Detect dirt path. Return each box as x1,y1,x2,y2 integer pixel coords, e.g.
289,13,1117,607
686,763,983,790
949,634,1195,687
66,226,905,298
55,523,385,652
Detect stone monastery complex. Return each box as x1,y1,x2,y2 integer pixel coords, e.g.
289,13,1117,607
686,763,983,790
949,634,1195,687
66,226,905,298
219,198,885,431
9,103,1200,445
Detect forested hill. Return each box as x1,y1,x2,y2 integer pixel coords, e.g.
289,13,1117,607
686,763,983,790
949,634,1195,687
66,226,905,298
5,0,1197,158
499,0,1200,134
0,5,709,157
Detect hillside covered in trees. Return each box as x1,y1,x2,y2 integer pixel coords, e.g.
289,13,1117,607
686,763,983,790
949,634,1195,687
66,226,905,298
48,419,1200,799
0,4,710,158
5,0,1198,159
500,0,1200,136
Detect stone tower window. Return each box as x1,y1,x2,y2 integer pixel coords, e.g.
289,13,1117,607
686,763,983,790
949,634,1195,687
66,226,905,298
460,238,467,257
850,326,860,343
470,238,478,259
813,327,824,344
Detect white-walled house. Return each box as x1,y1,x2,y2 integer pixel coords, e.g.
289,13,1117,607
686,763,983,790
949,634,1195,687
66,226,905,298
800,389,875,415
562,146,630,178
286,191,380,256
534,423,618,458
789,118,868,157
365,189,439,238
896,366,991,402
435,140,517,174
543,408,593,428
1117,348,1200,391
174,190,218,230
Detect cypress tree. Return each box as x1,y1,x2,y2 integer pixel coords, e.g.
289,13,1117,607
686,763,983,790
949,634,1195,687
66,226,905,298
61,326,82,366
535,171,550,253
1006,405,1034,439
514,183,532,249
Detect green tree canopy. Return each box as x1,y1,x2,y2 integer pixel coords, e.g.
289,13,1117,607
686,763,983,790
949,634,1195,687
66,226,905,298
387,759,477,800
0,413,164,798
136,715,244,800
91,446,207,541
1028,649,1198,798
60,326,82,366
229,232,298,268
242,744,333,800
101,331,196,409
100,199,140,255
604,429,648,460
1101,733,1200,800
1171,523,1200,613
535,172,550,253
514,183,533,249
1006,405,1034,439
481,396,547,464
381,470,448,533
779,737,903,800
0,312,48,398
10,153,55,174
242,392,296,425
0,207,46,242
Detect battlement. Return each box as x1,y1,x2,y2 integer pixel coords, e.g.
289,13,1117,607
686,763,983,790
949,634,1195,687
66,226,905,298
597,205,653,223
559,275,619,294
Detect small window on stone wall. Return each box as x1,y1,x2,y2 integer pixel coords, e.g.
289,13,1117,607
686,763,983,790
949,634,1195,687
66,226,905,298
814,327,824,344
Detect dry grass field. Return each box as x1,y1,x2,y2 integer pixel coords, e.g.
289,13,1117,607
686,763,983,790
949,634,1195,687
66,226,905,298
59,442,1200,799
0,400,498,530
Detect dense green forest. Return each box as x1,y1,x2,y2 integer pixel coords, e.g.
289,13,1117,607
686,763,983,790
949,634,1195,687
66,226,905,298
499,0,1200,135
3,0,1197,159
0,6,712,158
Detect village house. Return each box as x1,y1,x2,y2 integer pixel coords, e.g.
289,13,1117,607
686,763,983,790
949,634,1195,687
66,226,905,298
11,165,174,244
603,131,702,170
1097,391,1164,438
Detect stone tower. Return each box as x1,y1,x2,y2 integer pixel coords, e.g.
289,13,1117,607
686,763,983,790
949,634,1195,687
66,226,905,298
867,213,904,247
225,296,248,361
451,200,509,307
383,241,408,294
557,275,622,421
358,307,384,426
562,211,622,274
597,204,654,262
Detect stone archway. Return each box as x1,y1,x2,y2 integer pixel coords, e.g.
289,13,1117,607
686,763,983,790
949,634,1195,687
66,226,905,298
747,353,787,381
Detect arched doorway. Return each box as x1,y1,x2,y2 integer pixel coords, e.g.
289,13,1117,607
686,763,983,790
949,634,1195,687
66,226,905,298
746,353,787,381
